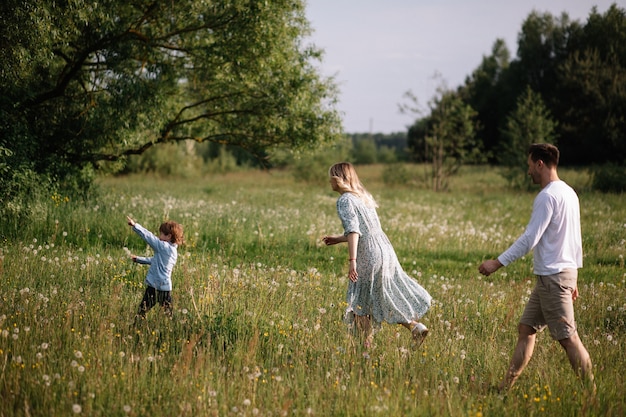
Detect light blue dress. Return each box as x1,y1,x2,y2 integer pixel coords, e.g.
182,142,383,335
336,193,431,330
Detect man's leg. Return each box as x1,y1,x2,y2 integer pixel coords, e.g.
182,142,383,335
500,323,537,391
559,332,595,390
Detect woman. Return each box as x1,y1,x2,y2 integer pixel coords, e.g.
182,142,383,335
322,162,431,349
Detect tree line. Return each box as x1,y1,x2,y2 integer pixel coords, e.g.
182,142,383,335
1,2,624,221
407,4,625,171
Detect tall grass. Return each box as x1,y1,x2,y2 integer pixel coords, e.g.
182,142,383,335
1,165,624,416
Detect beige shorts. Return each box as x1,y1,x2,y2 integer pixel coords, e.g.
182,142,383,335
520,269,578,340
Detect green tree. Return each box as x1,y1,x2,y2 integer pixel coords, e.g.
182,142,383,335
0,0,341,208
460,39,513,161
352,138,378,164
498,86,558,189
556,4,626,164
515,10,578,93
406,117,430,163
423,84,481,191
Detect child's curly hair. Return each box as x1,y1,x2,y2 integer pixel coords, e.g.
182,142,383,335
160,221,184,245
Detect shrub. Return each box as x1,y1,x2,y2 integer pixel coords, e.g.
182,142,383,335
382,163,411,186
0,167,52,227
592,163,626,193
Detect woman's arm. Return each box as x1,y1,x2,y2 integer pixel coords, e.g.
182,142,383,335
347,232,359,282
322,234,347,246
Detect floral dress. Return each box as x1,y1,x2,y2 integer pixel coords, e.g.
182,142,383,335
337,192,431,330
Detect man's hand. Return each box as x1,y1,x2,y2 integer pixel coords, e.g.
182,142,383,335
478,259,503,276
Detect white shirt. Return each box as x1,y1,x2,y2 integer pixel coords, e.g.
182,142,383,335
498,181,583,276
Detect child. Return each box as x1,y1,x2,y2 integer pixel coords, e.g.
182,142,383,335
126,216,183,320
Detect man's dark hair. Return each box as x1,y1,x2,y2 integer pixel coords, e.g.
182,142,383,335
528,143,559,168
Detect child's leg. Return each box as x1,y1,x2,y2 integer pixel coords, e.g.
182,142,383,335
136,286,157,319
156,290,173,317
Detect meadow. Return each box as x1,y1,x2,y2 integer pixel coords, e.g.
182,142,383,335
1,164,624,417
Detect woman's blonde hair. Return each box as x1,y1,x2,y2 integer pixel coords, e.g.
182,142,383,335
329,162,378,208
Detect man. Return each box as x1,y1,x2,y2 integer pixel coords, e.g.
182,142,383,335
478,143,594,392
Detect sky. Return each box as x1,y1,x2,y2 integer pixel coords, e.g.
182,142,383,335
305,0,621,134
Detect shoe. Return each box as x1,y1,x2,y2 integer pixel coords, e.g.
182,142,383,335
411,322,428,349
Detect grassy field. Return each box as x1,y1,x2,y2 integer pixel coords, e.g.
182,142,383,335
1,164,624,416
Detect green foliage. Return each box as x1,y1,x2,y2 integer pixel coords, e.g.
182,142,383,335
424,86,482,191
124,141,204,178
407,117,430,162
498,86,558,189
289,138,352,184
0,167,52,227
460,39,513,159
591,163,626,193
556,5,626,164
204,147,243,175
351,138,378,164
377,145,398,164
348,132,408,162
449,4,626,166
0,0,342,212
381,163,413,186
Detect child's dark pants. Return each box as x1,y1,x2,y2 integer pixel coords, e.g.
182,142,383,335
137,286,172,318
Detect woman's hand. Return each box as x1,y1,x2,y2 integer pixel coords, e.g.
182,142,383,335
348,260,358,282
322,235,343,246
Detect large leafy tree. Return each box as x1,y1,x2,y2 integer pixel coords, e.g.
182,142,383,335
0,0,341,194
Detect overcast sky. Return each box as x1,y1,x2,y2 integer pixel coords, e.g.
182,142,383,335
305,0,620,133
